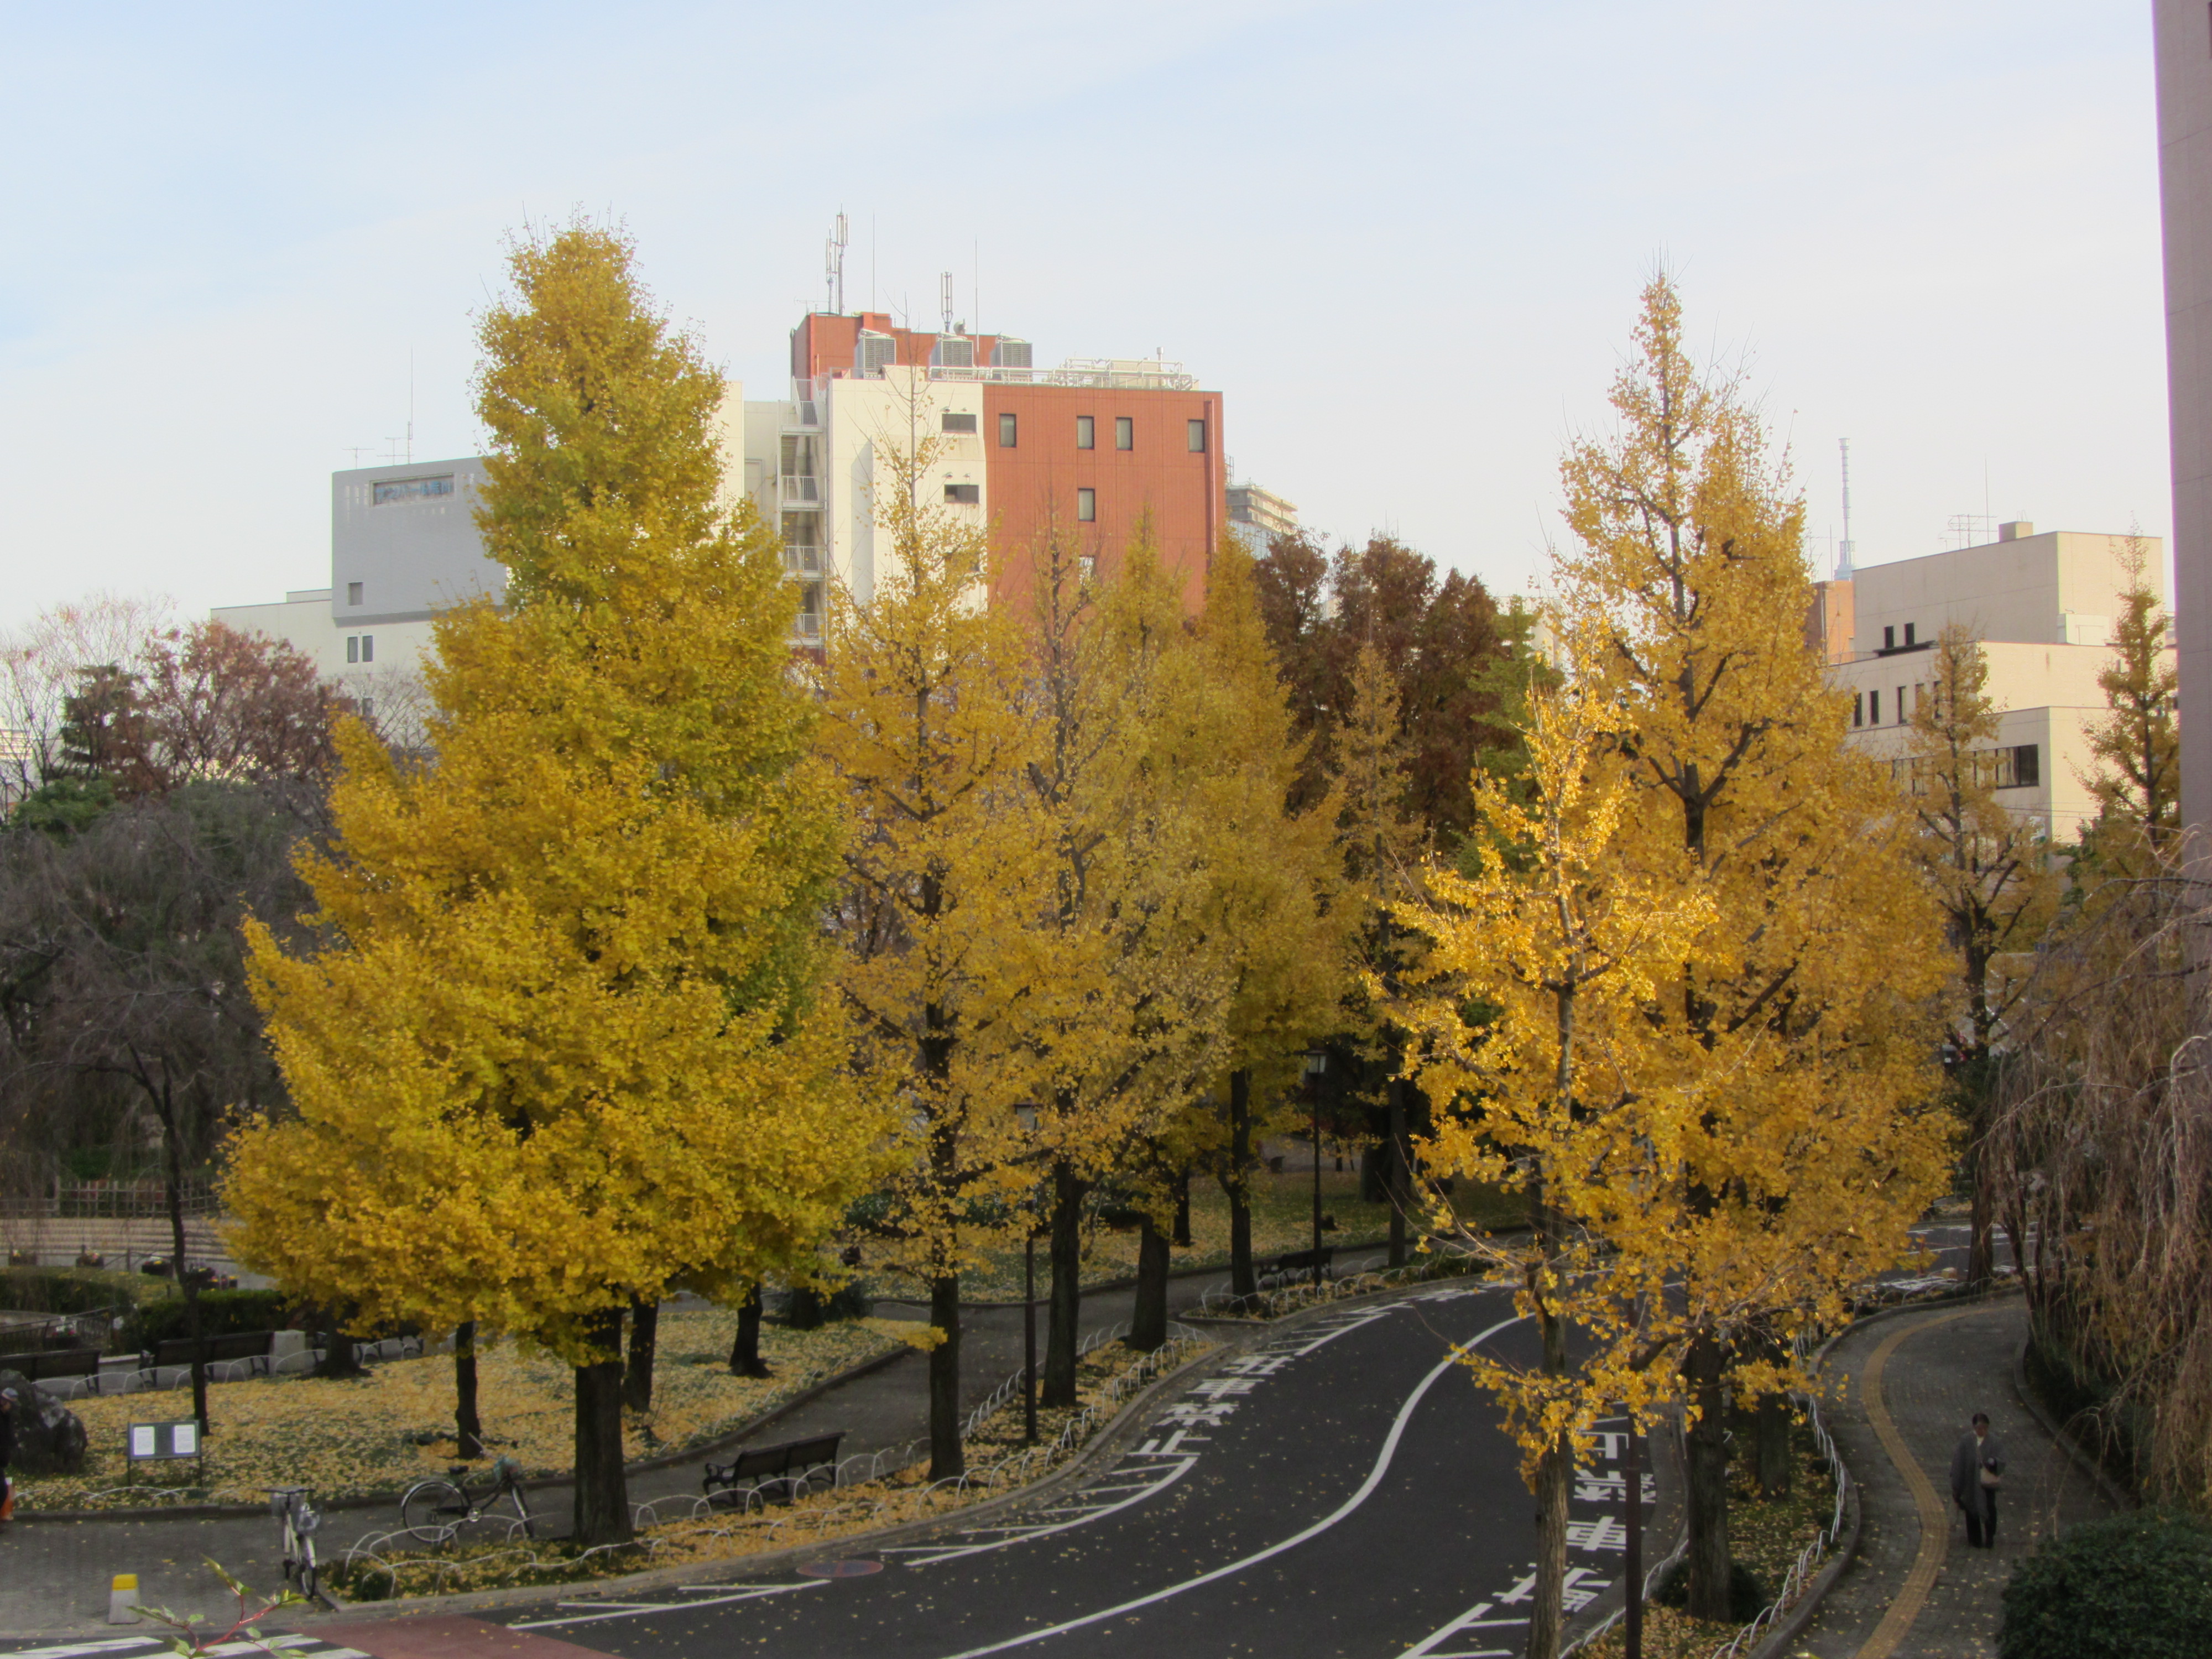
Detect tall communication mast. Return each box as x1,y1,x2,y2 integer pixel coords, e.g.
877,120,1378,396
824,212,848,314
1836,437,1856,580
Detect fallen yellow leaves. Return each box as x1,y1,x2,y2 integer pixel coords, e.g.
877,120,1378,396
16,1311,894,1511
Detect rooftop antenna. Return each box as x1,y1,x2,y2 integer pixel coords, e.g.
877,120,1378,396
1835,438,1855,580
940,270,955,334
406,349,415,466
825,212,848,314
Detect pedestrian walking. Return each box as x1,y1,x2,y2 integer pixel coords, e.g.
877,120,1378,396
0,1386,17,1524
1949,1409,2005,1547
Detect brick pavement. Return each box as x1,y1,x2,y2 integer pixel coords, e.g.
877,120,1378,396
1788,1294,2113,1659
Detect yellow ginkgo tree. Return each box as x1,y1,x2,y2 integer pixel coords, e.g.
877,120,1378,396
817,413,1055,1480
1400,646,1716,1659
1540,271,1953,1620
223,223,882,1546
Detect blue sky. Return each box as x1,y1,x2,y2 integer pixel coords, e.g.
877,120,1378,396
0,2,2166,627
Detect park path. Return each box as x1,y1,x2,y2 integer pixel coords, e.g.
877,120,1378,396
1789,1293,2115,1659
0,1248,1387,1637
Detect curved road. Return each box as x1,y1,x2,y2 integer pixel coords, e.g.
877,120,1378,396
498,1281,1650,1659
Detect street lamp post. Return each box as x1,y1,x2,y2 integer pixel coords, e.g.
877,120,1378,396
1304,1048,1328,1288
1014,1101,1041,1447
1024,1230,1037,1445
1625,1413,1643,1659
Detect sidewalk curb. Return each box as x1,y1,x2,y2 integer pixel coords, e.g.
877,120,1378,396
873,1242,1392,1310
2008,1339,2137,1514
270,1281,1485,1633
9,1343,911,1526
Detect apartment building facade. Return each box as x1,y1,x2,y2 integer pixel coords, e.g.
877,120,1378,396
1825,522,2169,842
766,310,1227,632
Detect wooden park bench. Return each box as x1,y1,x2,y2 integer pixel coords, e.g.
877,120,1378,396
702,1432,846,1506
1258,1246,1335,1288
147,1329,276,1379
12,1347,101,1385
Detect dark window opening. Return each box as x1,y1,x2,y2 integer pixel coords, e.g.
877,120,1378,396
1187,418,1207,452
944,483,980,504
346,582,363,606
1903,622,1917,646
999,412,1018,447
1115,416,1133,450
1077,415,1095,450
1883,625,1895,650
941,411,978,434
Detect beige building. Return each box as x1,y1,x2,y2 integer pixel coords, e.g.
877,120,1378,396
1824,523,2168,843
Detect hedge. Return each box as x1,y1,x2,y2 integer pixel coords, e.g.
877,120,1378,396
1999,1511,2212,1659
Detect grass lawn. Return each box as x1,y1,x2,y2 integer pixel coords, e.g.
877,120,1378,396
17,1310,896,1511
865,1160,1524,1302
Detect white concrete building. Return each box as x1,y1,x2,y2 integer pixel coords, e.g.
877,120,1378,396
1828,522,2170,843
213,456,495,733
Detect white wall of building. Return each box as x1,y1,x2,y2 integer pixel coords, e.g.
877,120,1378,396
1833,528,2172,843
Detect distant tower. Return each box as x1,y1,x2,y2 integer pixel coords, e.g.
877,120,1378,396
824,212,848,314
940,271,956,333
1835,438,1856,581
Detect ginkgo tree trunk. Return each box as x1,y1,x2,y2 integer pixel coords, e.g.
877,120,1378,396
225,222,883,1547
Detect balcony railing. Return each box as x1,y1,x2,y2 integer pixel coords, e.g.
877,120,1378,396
783,545,823,576
780,474,819,502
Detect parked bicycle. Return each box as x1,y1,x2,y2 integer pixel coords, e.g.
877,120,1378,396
268,1485,326,1604
399,1454,536,1546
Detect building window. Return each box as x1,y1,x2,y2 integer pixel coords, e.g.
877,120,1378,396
1853,692,1863,729
1903,622,1917,646
1077,415,1095,450
1115,416,1133,451
945,483,980,504
1869,689,1880,724
1882,625,1895,650
1187,419,1207,452
1897,686,1907,724
346,635,374,664
941,411,978,434
1891,743,2042,795
346,582,363,606
999,412,1018,447
372,475,454,505
1079,555,1097,584
1077,488,1096,523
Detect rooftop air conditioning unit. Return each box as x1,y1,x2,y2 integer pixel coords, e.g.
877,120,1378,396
992,337,1032,369
857,331,896,378
933,335,975,369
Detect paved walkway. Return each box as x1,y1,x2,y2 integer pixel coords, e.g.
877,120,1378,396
1791,1293,2116,1659
0,1249,1388,1636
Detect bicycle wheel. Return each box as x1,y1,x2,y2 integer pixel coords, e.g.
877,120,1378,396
399,1479,469,1544
297,1538,320,1604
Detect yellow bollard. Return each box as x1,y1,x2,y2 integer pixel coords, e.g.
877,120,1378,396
106,1574,142,1625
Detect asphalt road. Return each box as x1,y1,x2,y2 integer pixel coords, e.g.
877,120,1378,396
499,1281,1653,1659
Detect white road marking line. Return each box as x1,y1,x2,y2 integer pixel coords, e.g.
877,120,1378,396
935,1311,1530,1658
1397,1599,1536,1657
510,1578,822,1629
893,1455,1199,1566
3,1644,170,1658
